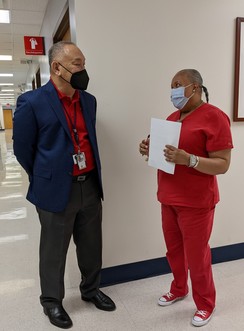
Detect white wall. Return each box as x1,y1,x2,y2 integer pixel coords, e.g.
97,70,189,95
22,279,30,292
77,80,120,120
26,0,244,269
73,0,244,267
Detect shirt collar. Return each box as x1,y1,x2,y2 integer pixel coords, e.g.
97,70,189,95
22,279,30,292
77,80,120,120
50,78,80,103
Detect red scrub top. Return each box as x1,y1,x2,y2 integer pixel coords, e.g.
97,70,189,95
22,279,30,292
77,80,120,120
157,103,233,208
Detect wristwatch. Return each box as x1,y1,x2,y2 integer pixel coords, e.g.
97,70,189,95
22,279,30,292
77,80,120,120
188,154,199,168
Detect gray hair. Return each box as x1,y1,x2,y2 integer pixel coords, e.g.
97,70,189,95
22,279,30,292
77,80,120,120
177,69,209,103
48,41,76,67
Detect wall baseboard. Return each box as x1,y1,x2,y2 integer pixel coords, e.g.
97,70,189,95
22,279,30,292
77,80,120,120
100,242,244,287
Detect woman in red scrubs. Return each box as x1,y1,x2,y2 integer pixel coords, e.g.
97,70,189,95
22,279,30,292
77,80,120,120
139,69,233,327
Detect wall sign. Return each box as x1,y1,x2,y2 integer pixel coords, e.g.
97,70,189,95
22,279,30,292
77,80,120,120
24,36,45,55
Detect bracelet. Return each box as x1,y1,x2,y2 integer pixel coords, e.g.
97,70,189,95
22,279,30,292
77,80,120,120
193,156,199,168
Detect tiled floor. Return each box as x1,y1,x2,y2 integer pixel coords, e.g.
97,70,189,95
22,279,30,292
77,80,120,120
0,129,244,331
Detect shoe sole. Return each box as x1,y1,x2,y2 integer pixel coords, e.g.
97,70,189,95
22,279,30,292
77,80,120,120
191,309,215,327
43,308,73,329
158,294,188,306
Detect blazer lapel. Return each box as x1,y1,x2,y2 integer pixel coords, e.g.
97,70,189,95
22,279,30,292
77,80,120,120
43,81,72,141
79,92,93,135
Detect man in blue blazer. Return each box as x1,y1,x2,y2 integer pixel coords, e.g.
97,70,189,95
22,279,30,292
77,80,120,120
13,41,116,329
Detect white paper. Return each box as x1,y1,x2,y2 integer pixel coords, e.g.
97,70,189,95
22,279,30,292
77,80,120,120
148,118,182,174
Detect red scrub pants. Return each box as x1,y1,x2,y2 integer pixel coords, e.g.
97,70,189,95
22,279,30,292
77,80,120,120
161,204,216,312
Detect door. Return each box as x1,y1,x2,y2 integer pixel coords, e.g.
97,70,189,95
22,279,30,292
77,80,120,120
3,109,13,129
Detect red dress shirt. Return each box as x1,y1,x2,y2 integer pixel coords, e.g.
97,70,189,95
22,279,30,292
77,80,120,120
51,79,95,176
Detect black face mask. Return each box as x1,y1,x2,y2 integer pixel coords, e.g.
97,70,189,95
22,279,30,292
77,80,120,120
58,62,89,90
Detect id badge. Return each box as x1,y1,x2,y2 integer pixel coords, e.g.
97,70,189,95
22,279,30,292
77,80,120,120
73,152,86,170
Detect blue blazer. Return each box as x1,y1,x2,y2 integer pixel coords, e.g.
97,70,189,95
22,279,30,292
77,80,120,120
13,80,103,212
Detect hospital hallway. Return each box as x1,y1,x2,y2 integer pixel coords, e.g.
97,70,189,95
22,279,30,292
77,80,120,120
0,129,244,331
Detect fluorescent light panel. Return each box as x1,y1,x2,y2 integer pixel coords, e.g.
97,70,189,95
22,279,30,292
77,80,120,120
0,93,14,95
0,73,13,77
0,95,15,97
0,83,14,86
0,55,12,61
0,10,10,23
1,89,14,91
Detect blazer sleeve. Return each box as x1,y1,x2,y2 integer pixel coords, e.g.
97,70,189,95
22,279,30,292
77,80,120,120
13,93,38,177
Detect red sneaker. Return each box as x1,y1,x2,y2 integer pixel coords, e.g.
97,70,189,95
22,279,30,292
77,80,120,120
158,292,187,306
192,309,215,327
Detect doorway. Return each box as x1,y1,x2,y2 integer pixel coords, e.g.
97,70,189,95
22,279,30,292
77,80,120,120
3,109,13,129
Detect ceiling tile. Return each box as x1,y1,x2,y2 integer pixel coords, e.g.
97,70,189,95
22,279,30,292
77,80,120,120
11,10,44,25
12,0,49,12
0,34,12,42
12,23,41,35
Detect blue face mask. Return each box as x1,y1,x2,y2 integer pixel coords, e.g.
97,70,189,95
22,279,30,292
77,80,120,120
171,83,194,109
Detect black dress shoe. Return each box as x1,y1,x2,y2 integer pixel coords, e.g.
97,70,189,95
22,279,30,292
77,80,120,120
43,305,73,329
82,290,116,311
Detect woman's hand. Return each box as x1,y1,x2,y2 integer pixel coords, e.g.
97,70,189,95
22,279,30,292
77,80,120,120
164,145,232,175
164,145,189,166
139,137,150,157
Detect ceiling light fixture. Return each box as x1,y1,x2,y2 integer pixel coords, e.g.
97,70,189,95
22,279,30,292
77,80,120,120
0,55,12,61
0,73,13,77
0,83,14,86
0,9,10,23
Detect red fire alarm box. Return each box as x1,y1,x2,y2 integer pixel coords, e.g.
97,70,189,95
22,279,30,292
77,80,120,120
24,36,45,55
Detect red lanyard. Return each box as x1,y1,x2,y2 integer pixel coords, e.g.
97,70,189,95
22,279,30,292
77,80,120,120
63,102,80,151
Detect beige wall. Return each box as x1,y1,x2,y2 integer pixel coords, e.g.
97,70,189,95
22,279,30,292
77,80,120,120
27,0,244,269
73,0,244,267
